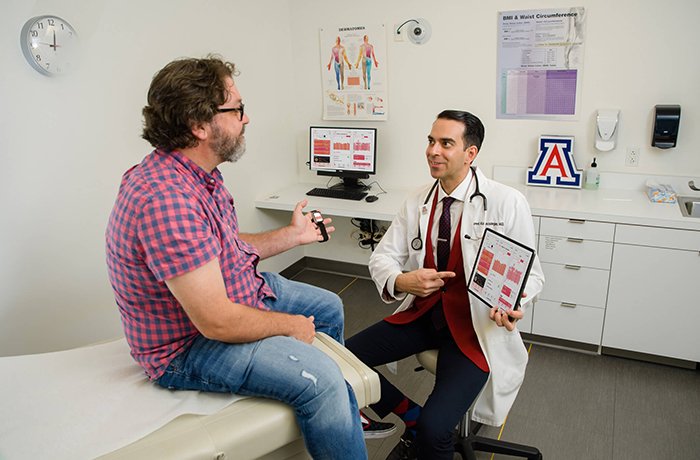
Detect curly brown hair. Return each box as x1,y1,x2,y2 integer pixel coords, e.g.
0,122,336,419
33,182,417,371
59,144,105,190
142,55,237,151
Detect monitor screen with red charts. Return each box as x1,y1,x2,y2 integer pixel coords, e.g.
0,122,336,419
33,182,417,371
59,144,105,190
309,126,377,187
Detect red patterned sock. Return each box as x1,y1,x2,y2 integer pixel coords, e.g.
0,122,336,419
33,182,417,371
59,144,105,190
392,397,421,438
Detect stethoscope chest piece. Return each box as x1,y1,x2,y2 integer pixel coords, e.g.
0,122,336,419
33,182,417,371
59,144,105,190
411,237,423,250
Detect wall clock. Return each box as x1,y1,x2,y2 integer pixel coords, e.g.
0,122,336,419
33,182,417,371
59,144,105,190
20,15,78,76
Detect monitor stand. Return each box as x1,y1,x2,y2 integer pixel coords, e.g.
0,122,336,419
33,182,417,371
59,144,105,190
329,177,369,192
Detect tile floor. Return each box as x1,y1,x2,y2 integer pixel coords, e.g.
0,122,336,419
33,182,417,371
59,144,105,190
289,267,700,460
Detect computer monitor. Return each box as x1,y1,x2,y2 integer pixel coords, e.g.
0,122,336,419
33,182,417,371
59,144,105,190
309,126,377,191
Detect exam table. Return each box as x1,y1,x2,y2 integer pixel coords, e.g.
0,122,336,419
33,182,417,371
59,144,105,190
0,333,380,460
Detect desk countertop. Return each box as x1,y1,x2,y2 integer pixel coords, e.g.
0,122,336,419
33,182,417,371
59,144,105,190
255,180,700,232
254,182,411,222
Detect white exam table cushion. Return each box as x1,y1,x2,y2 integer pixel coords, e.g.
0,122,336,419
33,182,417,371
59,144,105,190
0,338,240,459
0,333,379,460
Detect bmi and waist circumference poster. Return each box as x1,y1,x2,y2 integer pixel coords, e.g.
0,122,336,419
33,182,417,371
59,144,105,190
497,7,586,120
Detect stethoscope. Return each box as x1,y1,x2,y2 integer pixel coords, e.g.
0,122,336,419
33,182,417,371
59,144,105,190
410,166,487,251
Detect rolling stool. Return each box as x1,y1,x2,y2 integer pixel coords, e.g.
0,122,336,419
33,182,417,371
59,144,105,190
415,350,542,460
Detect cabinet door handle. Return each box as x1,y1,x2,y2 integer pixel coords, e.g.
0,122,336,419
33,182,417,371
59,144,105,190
564,264,581,270
568,218,586,224
560,302,577,308
567,237,584,243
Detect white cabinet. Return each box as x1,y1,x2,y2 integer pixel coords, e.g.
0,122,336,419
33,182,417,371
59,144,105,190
532,217,613,345
528,218,700,363
603,225,700,362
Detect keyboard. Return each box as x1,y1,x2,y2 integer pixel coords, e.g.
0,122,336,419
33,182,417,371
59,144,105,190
306,187,368,201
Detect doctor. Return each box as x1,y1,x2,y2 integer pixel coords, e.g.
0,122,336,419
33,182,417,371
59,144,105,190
346,110,544,460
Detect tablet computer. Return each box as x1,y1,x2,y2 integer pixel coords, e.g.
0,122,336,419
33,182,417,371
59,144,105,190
467,228,535,312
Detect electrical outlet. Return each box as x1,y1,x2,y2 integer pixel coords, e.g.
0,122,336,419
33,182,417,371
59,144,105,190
625,147,639,167
394,23,405,42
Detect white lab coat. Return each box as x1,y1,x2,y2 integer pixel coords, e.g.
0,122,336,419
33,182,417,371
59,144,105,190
369,167,545,426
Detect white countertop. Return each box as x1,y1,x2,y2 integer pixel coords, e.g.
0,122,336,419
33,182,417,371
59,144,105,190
493,166,700,232
510,183,700,231
255,173,700,232
254,182,411,222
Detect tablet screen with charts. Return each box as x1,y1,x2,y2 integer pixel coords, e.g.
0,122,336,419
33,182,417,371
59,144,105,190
467,228,535,312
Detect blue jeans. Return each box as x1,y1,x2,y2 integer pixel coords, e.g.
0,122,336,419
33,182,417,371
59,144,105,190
156,272,366,459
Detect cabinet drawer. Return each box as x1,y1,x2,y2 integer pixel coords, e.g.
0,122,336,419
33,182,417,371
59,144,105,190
539,262,609,308
532,300,604,345
538,237,612,269
540,217,614,242
532,216,540,235
614,224,700,251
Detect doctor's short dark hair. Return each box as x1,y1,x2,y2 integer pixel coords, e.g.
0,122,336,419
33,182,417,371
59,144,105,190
142,55,238,151
437,110,485,152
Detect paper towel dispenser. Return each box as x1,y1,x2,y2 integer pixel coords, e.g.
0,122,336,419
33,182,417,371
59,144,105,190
652,104,680,149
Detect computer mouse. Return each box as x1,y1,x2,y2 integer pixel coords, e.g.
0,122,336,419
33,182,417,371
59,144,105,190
365,195,379,202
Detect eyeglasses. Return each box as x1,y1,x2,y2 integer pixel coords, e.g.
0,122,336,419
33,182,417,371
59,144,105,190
216,103,245,121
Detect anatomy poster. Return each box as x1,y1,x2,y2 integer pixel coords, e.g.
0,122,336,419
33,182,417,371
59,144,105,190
496,7,586,120
320,24,387,121
468,229,535,312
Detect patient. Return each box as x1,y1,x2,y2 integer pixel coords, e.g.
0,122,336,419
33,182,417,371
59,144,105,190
105,55,372,459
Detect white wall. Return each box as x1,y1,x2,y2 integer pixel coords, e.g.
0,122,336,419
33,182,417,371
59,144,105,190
2,0,699,354
0,0,298,355
289,0,700,263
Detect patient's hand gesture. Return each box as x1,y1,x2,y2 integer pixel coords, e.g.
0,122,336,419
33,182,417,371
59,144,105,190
290,200,335,244
396,269,456,297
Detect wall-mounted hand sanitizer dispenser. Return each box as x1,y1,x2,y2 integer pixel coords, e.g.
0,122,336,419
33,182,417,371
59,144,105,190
652,105,681,149
595,109,619,151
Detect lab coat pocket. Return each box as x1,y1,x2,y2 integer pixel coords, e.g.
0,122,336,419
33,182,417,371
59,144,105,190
486,335,528,393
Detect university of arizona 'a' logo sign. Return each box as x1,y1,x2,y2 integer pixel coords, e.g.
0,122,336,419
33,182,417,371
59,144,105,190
527,136,582,188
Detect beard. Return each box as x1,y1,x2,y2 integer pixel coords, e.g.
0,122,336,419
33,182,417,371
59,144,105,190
211,123,246,163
